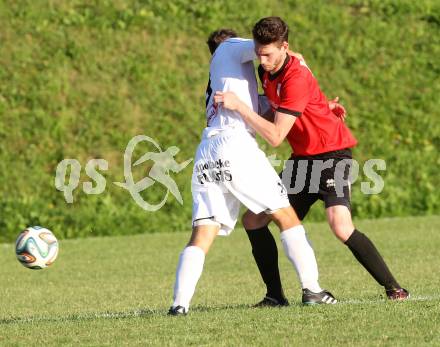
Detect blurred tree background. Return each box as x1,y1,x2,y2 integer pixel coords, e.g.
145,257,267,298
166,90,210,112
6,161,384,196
0,0,438,241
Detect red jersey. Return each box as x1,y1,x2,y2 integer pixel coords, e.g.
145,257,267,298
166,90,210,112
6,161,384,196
259,55,357,156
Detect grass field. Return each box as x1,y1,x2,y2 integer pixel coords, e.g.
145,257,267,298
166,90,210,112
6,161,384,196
1,215,439,346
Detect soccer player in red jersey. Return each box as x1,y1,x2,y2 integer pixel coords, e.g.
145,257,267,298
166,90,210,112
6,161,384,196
215,17,409,303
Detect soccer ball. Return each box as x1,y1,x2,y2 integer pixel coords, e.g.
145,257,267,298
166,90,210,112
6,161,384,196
15,226,59,269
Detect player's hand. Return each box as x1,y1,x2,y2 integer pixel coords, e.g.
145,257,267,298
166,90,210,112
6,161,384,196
214,91,241,111
329,96,347,121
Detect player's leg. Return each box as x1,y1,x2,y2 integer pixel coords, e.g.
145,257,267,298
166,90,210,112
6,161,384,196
242,193,336,305
170,137,226,315
242,157,323,305
170,221,220,315
268,206,337,304
242,210,286,306
326,205,409,300
321,154,409,300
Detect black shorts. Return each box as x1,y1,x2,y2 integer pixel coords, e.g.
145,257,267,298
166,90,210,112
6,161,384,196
279,149,353,220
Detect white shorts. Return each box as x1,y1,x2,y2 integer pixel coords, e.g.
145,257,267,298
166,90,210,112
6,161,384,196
192,127,290,236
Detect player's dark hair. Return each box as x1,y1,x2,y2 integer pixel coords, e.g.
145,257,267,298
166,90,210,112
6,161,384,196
252,17,289,46
206,29,238,54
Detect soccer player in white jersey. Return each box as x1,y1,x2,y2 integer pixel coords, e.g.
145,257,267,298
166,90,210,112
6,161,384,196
168,29,337,316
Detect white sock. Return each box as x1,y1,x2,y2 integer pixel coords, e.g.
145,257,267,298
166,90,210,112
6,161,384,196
172,246,205,311
280,225,322,293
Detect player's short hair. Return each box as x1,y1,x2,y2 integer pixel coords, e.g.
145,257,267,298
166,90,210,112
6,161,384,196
252,17,289,46
206,29,238,54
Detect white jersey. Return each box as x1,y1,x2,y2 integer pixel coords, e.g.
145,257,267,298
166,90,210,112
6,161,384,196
205,38,257,134
191,38,289,235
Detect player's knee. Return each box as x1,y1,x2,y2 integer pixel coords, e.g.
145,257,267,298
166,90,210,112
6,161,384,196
187,225,218,253
242,211,266,230
283,207,301,225
326,205,354,242
187,241,210,254
330,223,354,243
242,211,258,229
270,207,301,230
187,236,213,254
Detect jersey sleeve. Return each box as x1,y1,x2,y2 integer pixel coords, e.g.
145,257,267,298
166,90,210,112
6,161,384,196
277,73,310,117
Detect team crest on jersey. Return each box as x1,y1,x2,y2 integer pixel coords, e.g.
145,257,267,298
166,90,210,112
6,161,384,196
326,178,336,188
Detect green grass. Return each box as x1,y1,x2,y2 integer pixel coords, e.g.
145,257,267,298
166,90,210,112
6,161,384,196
1,215,439,346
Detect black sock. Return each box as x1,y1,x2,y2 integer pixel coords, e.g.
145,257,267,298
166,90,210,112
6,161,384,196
345,229,400,290
246,226,286,301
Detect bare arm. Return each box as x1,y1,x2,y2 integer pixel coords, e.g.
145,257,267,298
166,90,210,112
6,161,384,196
214,91,296,147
